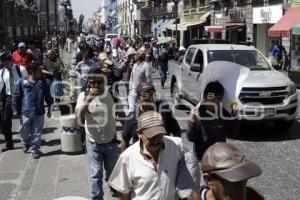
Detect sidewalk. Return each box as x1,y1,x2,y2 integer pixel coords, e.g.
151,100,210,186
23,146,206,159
0,50,118,200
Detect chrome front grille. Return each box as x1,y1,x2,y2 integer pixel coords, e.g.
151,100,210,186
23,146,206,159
239,87,288,105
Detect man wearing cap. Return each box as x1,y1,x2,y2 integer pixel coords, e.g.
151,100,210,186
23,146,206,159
200,142,264,200
120,84,181,152
12,42,32,68
0,53,26,152
109,111,195,200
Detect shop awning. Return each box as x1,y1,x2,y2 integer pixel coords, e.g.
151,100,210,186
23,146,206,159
112,24,121,30
156,19,165,29
166,12,210,31
205,25,223,33
293,22,300,35
167,20,206,31
155,19,167,34
268,7,300,37
160,19,176,31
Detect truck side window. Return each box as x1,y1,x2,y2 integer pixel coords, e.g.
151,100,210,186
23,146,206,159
185,48,196,65
194,50,204,67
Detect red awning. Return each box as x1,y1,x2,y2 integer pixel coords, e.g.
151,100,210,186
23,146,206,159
205,25,223,33
268,7,300,37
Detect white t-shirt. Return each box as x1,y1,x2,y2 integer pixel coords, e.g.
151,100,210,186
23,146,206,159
0,65,26,95
108,136,194,200
75,88,123,144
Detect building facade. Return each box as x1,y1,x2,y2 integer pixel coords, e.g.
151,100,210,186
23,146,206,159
208,0,295,57
37,0,74,36
0,0,39,45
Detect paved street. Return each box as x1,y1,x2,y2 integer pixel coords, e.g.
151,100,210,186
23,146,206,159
0,50,300,200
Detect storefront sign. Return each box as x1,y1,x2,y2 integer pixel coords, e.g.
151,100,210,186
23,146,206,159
253,5,282,24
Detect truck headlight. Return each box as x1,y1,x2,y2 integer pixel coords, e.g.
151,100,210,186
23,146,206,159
288,84,297,96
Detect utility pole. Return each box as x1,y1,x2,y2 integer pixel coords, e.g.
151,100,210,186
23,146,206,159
173,0,178,46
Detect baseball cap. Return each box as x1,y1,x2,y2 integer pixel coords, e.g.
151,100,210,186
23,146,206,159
137,84,155,96
202,142,262,182
18,42,26,48
137,111,166,138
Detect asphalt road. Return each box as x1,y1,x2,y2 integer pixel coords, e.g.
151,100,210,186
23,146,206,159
152,72,300,200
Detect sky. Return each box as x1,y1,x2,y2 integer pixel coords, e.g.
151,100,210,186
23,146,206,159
71,0,100,22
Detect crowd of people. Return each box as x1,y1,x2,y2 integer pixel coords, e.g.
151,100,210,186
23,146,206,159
0,34,265,200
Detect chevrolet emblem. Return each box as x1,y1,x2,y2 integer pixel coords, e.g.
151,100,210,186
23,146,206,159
259,91,272,97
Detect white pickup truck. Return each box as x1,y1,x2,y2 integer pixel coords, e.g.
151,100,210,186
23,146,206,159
169,44,298,131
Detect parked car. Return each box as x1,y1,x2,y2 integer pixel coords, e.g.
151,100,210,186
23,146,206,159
169,44,298,131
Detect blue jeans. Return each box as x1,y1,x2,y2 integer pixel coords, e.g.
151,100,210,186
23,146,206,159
128,91,137,113
158,65,168,87
86,140,119,200
19,115,44,152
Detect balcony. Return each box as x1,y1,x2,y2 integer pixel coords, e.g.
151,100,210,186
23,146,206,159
182,5,210,16
151,4,176,18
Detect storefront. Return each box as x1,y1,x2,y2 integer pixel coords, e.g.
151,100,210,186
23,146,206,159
207,6,248,44
166,11,210,47
253,4,283,57
268,6,300,67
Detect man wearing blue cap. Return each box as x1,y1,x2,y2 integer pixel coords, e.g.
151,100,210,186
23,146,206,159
12,42,32,68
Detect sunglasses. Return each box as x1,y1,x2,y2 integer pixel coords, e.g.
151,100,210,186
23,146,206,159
89,80,104,85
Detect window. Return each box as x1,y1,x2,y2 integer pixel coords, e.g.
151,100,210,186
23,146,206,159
194,49,204,67
237,0,248,7
207,50,271,70
185,48,196,65
251,0,264,7
191,0,197,7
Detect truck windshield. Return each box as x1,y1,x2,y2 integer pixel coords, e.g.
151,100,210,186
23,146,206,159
207,50,271,70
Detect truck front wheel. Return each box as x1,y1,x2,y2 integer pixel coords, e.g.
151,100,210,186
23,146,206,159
274,120,294,132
